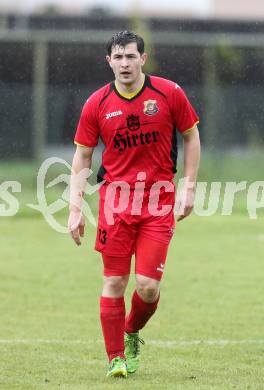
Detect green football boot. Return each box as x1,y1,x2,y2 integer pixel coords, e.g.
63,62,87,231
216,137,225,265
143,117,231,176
106,356,127,378
125,332,145,374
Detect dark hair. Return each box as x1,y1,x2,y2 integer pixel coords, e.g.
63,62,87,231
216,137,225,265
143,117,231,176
106,30,145,56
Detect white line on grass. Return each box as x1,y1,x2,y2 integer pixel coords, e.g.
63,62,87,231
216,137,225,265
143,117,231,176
148,340,264,346
1,339,264,347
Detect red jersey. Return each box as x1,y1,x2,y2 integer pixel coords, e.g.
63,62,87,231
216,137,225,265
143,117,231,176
74,75,199,187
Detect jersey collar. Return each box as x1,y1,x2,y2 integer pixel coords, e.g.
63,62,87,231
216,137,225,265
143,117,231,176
113,74,149,102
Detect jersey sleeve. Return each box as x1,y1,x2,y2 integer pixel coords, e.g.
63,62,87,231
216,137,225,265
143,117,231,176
170,84,199,134
74,94,100,147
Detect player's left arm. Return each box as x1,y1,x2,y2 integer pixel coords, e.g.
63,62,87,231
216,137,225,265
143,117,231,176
176,125,200,221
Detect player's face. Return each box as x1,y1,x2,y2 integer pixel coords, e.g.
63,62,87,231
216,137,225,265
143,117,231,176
106,43,147,87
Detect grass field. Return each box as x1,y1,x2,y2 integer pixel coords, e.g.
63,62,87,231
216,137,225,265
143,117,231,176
0,154,264,389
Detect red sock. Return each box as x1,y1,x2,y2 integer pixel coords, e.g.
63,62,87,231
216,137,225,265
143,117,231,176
100,296,125,361
125,290,160,334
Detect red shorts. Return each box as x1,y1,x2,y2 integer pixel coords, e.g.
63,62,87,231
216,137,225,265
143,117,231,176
95,182,176,280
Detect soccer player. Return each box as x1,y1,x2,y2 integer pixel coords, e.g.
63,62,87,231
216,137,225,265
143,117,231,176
68,31,200,378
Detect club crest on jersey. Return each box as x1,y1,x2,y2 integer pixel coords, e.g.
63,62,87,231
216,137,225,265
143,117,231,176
143,100,158,116
127,114,140,131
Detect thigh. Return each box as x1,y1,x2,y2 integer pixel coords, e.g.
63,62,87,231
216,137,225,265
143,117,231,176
102,254,132,277
135,235,171,281
95,184,137,257
95,213,137,257
139,184,176,244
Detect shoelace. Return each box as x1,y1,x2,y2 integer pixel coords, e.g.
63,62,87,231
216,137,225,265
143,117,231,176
138,337,145,346
110,357,124,368
128,335,145,355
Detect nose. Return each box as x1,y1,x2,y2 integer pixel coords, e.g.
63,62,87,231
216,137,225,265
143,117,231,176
120,56,129,68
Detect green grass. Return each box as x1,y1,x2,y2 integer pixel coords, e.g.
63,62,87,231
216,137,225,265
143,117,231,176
0,214,264,389
0,154,263,388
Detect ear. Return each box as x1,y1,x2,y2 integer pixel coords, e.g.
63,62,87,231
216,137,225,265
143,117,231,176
106,55,112,68
141,52,148,66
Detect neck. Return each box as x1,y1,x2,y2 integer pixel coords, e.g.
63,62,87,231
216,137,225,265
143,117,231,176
115,73,145,94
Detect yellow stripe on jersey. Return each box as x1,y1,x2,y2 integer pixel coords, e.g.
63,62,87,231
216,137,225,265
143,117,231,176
74,141,89,147
115,75,145,99
182,121,199,135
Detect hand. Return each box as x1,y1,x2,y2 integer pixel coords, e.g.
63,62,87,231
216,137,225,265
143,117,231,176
68,210,85,245
175,188,195,222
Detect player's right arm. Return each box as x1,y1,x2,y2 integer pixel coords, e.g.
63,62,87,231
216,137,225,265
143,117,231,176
69,91,100,245
68,145,94,246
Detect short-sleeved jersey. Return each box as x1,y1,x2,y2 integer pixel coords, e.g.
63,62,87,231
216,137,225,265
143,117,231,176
74,75,199,187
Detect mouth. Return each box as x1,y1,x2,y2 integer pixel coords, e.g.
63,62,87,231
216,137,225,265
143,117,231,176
120,71,131,76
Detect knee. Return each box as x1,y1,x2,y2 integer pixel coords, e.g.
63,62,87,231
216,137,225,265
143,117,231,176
103,275,129,296
136,275,160,303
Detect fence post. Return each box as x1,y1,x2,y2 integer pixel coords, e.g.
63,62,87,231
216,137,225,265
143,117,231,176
203,46,218,149
32,40,48,160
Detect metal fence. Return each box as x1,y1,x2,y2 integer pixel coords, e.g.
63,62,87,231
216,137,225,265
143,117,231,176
1,23,264,159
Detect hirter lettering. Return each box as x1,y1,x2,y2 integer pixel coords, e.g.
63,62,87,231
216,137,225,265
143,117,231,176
113,131,160,153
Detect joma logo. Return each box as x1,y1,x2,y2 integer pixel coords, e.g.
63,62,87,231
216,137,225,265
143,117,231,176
106,110,123,119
